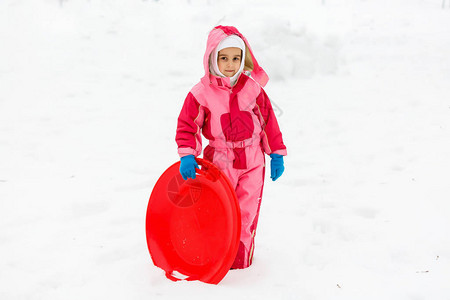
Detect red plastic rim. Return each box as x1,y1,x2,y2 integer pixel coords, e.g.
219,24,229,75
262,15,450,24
146,158,241,284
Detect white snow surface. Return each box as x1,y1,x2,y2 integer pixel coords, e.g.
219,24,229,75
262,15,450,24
1,0,450,299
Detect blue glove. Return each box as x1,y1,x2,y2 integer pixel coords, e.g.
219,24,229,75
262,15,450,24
270,154,284,181
179,155,199,180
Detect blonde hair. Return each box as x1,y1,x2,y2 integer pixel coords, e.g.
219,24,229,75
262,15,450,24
244,45,254,72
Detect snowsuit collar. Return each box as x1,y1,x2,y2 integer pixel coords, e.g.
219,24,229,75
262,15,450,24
205,72,248,90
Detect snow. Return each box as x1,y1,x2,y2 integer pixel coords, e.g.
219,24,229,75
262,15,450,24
1,0,450,299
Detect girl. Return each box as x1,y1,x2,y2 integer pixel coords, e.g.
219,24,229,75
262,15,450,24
175,25,287,269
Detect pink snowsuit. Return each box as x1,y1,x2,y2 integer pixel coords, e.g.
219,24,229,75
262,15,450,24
176,26,287,269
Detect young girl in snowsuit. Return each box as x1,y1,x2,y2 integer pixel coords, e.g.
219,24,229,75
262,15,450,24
176,25,287,269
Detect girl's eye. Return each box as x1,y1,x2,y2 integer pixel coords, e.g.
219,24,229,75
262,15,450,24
233,57,241,61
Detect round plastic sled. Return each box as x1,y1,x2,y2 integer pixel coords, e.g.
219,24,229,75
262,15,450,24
146,158,241,284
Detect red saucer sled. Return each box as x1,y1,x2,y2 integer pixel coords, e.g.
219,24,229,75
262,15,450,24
145,158,241,284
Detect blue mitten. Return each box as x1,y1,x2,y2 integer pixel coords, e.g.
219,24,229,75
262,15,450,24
270,154,284,181
179,155,199,180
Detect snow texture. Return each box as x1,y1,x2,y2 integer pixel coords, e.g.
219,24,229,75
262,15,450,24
1,0,450,299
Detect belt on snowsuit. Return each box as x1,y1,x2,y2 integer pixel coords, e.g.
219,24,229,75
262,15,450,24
208,137,255,169
209,137,254,149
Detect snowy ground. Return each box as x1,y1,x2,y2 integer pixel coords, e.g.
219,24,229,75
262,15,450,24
1,0,450,299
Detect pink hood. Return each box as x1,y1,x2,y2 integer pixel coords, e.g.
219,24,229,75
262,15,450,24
202,26,269,87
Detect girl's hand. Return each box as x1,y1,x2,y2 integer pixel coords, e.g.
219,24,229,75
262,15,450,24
179,155,199,180
269,154,284,181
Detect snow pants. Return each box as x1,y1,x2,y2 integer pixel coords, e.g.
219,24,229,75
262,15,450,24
204,141,265,269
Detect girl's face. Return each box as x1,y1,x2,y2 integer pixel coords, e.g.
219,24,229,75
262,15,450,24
217,47,242,77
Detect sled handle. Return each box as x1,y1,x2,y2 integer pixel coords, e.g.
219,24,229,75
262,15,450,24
195,158,220,182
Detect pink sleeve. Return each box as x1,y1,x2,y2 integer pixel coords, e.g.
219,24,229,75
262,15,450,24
255,89,287,156
175,92,204,157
